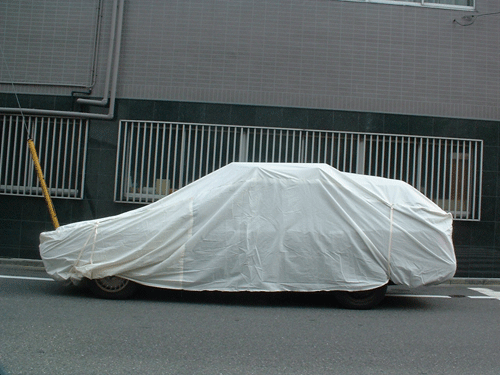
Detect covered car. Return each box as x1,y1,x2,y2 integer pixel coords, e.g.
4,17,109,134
39,163,456,309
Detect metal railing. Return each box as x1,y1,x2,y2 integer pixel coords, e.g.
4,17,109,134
115,121,483,220
0,114,88,199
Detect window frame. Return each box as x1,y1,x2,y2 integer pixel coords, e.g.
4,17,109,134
0,114,89,200
115,120,483,221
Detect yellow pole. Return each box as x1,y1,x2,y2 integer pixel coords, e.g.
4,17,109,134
27,138,60,229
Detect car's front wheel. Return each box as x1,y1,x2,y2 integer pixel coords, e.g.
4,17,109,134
87,276,139,299
333,284,387,310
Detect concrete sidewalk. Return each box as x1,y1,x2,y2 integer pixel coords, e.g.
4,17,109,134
1,257,499,285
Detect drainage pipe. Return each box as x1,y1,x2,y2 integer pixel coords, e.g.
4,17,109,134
0,0,124,120
77,0,118,107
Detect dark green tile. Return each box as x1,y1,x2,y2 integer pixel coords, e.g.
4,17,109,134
383,114,409,135
178,102,206,123
359,113,384,133
333,111,359,132
255,106,282,128
205,104,232,125
230,105,256,126
282,108,308,129
408,116,434,136
308,109,334,130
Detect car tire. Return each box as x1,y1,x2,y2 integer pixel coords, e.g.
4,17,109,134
87,276,139,299
333,284,388,310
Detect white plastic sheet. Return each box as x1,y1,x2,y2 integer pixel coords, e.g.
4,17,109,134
40,163,456,291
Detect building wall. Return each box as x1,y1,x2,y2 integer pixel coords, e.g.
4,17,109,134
1,95,499,277
1,0,500,121
1,0,499,276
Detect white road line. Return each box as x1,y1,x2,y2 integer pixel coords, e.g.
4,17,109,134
387,294,451,299
468,287,500,300
0,275,54,282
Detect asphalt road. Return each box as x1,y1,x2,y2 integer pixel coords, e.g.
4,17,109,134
1,264,500,375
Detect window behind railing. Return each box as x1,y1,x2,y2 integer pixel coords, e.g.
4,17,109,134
115,121,482,221
0,114,88,199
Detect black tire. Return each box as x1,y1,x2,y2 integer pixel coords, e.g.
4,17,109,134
87,276,139,299
333,284,387,310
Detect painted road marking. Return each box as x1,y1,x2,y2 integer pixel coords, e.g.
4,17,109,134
0,275,54,282
468,287,500,300
387,294,451,299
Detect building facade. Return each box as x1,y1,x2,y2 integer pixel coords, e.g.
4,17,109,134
1,0,499,277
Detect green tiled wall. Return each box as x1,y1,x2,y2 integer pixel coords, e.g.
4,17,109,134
1,97,499,278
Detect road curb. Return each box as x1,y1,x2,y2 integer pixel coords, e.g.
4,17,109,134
1,258,500,285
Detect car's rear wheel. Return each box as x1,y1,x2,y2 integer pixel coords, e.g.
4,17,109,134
87,276,139,299
333,284,387,310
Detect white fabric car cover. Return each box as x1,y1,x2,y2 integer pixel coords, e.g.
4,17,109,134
40,163,456,291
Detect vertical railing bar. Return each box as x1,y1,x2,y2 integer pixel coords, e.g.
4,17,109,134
59,119,69,197
43,118,51,195
416,139,423,192
337,134,342,170
453,141,459,214
436,139,442,209
211,125,217,172
172,125,180,192
225,127,231,165
193,125,200,182
405,137,410,182
179,125,187,189
264,128,269,162
130,123,140,202
477,141,483,220
251,128,257,162
151,123,160,199
159,124,167,195
232,127,238,163
220,126,227,167
184,124,192,187
381,135,386,178
471,141,478,219
20,117,30,194
367,135,373,175
303,131,308,163
329,132,335,167
423,138,429,198
115,121,125,201
67,120,76,197
290,130,295,162
47,118,57,196
80,121,89,200
139,122,149,201
278,129,282,163
205,125,211,175
199,125,205,179
145,123,154,200
272,129,276,162
430,139,436,204
408,137,418,189
445,140,452,213
0,116,7,188
459,141,466,216
386,136,392,179
311,131,316,163
54,118,64,196
465,141,472,219
8,116,18,193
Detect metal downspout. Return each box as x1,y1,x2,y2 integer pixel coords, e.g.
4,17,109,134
77,0,118,107
0,0,124,120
